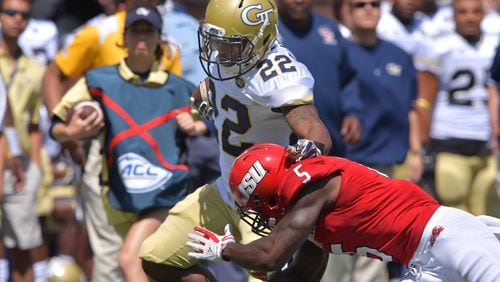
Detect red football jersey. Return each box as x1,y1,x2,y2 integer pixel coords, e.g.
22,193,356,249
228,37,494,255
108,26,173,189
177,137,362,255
278,156,439,265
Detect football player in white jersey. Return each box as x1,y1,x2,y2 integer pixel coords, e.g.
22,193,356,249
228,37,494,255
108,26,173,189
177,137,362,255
376,0,429,55
416,0,499,217
139,0,332,280
18,18,58,65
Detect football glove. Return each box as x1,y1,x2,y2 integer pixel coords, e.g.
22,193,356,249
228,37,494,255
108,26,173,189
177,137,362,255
190,97,214,120
187,224,235,262
286,139,322,162
190,78,215,120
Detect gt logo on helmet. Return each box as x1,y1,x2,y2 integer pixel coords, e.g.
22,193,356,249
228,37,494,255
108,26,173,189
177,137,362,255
238,160,267,204
241,4,274,28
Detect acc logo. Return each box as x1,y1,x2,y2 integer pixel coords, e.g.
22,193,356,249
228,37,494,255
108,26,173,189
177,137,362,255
241,4,274,28
118,152,172,194
238,160,267,204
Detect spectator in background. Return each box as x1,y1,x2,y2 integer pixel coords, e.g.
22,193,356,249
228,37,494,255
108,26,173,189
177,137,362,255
377,0,428,55
42,0,182,281
18,18,59,65
162,0,221,191
416,0,499,218
482,0,500,35
50,7,199,281
332,0,354,37
415,0,454,38
345,0,422,190
488,44,500,217
343,0,423,279
0,0,45,281
277,0,362,158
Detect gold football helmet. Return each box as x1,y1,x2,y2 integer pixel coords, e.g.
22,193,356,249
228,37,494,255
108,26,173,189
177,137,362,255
47,257,84,282
198,0,279,80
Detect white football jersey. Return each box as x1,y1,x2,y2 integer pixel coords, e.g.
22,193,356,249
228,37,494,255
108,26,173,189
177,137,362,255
377,11,429,55
212,42,314,205
482,11,500,36
415,6,454,39
18,19,58,65
416,32,499,141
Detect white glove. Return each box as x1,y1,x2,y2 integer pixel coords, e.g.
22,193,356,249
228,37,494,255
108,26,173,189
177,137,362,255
286,139,322,162
187,224,235,262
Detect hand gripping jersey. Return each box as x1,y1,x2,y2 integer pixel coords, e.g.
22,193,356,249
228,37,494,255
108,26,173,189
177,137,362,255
213,42,314,206
278,156,440,265
415,32,499,141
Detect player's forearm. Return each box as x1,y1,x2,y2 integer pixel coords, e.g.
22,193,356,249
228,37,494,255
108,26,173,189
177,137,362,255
50,123,75,143
222,241,287,272
283,104,332,155
28,128,42,165
42,62,65,114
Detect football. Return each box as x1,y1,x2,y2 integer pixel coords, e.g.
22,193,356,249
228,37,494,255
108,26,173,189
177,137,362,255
66,101,103,124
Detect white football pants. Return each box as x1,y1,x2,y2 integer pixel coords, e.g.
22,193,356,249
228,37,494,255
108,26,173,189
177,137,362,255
402,206,500,282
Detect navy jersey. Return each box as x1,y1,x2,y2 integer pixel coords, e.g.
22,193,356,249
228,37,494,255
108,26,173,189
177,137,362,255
345,40,417,165
278,13,361,157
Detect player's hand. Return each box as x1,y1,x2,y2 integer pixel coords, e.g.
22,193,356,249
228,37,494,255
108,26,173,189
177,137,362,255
286,139,322,162
189,97,214,120
66,108,104,140
62,140,87,165
407,149,424,183
341,116,361,144
11,156,25,191
186,224,235,262
176,111,208,136
190,79,215,120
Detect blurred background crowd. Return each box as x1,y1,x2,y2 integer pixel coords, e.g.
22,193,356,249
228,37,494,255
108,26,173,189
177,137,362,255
0,0,499,281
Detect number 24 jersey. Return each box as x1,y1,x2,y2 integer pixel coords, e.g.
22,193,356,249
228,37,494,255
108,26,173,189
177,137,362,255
415,32,499,141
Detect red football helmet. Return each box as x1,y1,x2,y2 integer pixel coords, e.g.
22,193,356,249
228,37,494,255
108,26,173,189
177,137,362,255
229,143,292,236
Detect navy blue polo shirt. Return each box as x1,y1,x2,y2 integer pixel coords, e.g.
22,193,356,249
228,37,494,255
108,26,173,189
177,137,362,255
345,39,417,165
278,13,361,157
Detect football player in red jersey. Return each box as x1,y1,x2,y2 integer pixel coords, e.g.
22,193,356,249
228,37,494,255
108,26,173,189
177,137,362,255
186,143,500,281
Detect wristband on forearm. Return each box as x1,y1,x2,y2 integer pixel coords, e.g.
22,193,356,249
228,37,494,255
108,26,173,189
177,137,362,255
4,127,23,157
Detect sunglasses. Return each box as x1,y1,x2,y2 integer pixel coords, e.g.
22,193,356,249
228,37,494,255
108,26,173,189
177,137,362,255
352,1,381,8
1,9,31,20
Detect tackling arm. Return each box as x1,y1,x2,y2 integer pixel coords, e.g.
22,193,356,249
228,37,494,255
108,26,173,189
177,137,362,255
282,104,332,155
222,179,334,271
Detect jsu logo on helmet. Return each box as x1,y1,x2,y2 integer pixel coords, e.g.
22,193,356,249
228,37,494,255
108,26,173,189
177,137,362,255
118,152,172,194
238,160,266,204
241,4,274,28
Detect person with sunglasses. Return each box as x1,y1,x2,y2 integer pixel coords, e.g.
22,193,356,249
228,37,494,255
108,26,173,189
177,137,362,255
276,0,362,159
0,0,46,281
50,6,200,281
340,0,424,280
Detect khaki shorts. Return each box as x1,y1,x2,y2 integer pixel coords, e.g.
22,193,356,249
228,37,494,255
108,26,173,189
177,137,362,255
1,161,43,250
139,182,260,268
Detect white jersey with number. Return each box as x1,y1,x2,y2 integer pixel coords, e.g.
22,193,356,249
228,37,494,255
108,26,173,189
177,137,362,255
212,42,314,205
377,11,428,56
18,19,58,65
416,32,498,141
